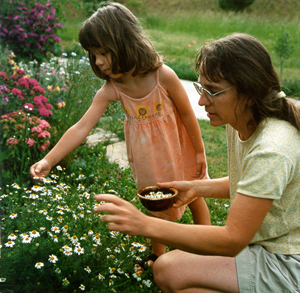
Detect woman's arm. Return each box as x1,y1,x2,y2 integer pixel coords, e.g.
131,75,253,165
94,192,273,257
158,177,230,208
159,65,207,178
30,82,117,178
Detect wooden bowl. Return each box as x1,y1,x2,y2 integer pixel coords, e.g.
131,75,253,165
137,186,178,212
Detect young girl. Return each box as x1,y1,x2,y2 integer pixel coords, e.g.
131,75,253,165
30,2,210,266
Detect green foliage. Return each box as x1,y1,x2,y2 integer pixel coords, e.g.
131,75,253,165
0,1,63,63
0,158,157,292
273,30,296,79
0,111,51,184
218,0,255,12
282,81,300,99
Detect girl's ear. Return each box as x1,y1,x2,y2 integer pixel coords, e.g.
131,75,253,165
247,98,255,106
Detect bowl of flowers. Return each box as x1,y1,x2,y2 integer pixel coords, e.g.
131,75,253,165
137,186,178,212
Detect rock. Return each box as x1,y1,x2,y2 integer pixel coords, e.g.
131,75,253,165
85,128,129,169
106,141,129,169
85,128,119,146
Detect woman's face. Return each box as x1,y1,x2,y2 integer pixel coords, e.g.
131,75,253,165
198,74,254,139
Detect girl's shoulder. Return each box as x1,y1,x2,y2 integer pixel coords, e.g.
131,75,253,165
159,64,182,89
94,81,118,102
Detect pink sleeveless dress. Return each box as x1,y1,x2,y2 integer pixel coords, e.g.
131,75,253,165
111,68,197,220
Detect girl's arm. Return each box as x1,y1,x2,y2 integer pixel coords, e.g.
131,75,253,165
159,65,207,178
94,191,273,257
30,82,117,178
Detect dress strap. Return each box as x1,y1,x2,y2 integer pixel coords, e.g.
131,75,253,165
156,67,160,84
110,79,121,100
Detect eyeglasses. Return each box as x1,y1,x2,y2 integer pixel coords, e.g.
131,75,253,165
193,82,234,104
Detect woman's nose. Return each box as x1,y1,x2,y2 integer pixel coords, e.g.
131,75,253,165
198,91,210,106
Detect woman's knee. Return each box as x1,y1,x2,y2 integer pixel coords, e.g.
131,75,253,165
153,250,182,291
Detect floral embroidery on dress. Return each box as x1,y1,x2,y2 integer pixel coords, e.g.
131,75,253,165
154,101,164,113
136,105,149,118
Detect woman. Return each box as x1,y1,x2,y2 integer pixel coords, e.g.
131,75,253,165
94,33,300,292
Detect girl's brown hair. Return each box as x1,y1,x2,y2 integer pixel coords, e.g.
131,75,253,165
195,33,300,130
79,2,163,80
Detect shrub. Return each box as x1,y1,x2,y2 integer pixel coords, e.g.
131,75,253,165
218,0,255,12
0,51,53,118
0,110,51,182
0,1,63,63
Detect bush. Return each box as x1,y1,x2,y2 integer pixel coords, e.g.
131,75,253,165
218,0,255,12
0,51,53,118
0,1,63,63
0,111,51,182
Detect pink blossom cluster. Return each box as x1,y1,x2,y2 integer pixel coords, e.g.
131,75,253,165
0,69,53,117
1,111,51,152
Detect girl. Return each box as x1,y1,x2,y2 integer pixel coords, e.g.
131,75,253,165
30,2,210,267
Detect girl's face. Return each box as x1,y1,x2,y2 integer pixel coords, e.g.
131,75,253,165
198,74,254,140
92,48,123,79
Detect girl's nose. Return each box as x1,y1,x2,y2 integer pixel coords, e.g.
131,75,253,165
95,55,104,66
198,91,210,106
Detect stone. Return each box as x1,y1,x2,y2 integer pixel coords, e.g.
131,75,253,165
85,128,119,146
85,128,129,169
106,141,129,169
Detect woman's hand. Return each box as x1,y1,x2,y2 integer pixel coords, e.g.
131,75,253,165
94,194,148,236
157,180,197,208
30,159,51,180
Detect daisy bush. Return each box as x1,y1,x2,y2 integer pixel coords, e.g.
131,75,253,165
0,164,158,293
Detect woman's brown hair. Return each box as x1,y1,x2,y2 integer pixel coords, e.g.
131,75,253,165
79,2,162,80
195,33,300,130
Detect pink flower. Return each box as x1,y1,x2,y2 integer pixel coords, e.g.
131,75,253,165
188,44,192,47
32,86,45,94
27,78,39,87
31,126,43,133
46,103,53,110
18,78,29,89
38,131,51,139
192,40,196,44
0,72,7,78
11,88,22,97
23,103,34,111
38,106,52,117
17,69,26,75
39,140,50,151
26,138,35,147
39,120,51,129
7,137,18,146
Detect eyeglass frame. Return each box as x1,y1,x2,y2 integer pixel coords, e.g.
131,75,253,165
193,82,234,104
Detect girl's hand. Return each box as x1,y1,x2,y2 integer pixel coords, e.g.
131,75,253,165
30,159,51,180
94,194,148,236
193,152,207,179
157,181,196,208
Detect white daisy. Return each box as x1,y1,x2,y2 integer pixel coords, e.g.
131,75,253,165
35,262,44,269
48,254,58,263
